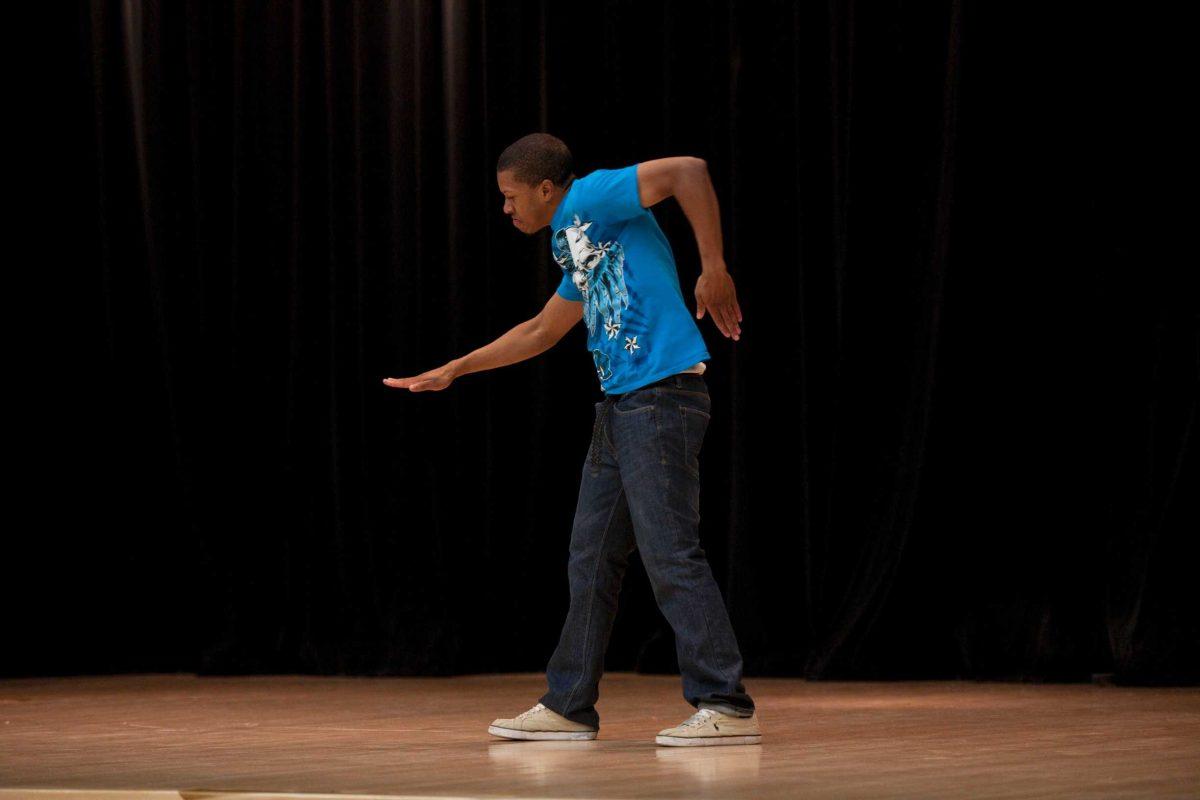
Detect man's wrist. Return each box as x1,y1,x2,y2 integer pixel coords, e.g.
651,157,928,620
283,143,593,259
701,257,728,274
447,357,468,379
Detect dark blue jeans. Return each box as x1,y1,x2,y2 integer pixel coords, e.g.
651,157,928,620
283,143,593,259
538,372,755,729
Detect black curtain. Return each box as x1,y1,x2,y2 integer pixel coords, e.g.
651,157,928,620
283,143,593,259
14,0,1193,684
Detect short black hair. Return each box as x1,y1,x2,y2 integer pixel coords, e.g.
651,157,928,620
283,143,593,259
497,132,575,188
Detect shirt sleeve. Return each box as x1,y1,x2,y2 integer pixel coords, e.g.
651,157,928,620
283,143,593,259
576,164,644,226
556,269,583,301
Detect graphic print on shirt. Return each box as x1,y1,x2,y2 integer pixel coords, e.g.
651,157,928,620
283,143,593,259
592,349,613,382
552,213,645,385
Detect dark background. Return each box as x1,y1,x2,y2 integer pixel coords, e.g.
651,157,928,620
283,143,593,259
11,1,1193,685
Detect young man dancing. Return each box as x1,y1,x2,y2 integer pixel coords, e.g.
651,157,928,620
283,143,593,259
383,133,757,746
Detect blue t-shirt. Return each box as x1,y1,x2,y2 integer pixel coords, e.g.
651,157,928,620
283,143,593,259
551,164,711,395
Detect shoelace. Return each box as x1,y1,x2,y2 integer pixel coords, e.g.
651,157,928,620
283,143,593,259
515,703,546,720
678,708,721,728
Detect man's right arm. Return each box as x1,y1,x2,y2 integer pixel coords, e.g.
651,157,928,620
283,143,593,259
448,292,583,378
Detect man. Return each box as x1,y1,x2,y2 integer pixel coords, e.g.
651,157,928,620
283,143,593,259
383,133,758,746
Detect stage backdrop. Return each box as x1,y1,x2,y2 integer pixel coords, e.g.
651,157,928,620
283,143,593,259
17,0,1193,684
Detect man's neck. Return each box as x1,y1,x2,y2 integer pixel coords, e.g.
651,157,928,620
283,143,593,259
548,176,575,222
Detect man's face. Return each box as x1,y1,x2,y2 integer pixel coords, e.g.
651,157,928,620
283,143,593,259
497,170,553,235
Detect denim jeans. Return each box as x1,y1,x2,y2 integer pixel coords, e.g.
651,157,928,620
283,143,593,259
538,371,755,729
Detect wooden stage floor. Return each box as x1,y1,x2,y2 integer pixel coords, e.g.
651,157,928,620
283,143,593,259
1,672,1197,799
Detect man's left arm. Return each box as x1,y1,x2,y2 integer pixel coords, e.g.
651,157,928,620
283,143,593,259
637,158,743,342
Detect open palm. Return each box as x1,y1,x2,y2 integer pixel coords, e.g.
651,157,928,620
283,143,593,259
382,365,455,392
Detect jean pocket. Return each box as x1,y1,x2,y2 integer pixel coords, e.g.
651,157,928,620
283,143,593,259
660,383,710,401
612,387,657,415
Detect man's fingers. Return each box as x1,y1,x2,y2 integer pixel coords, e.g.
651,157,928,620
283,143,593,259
697,285,740,339
700,297,729,337
714,310,731,338
696,294,742,339
713,305,739,340
724,303,742,339
382,376,435,390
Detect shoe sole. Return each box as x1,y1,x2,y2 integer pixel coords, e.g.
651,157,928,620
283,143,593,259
488,724,598,741
656,733,762,746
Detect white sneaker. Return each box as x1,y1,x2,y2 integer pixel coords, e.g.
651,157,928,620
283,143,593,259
488,702,599,741
655,707,762,746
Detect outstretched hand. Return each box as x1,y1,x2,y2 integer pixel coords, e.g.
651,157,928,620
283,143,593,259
695,264,743,341
382,364,456,392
